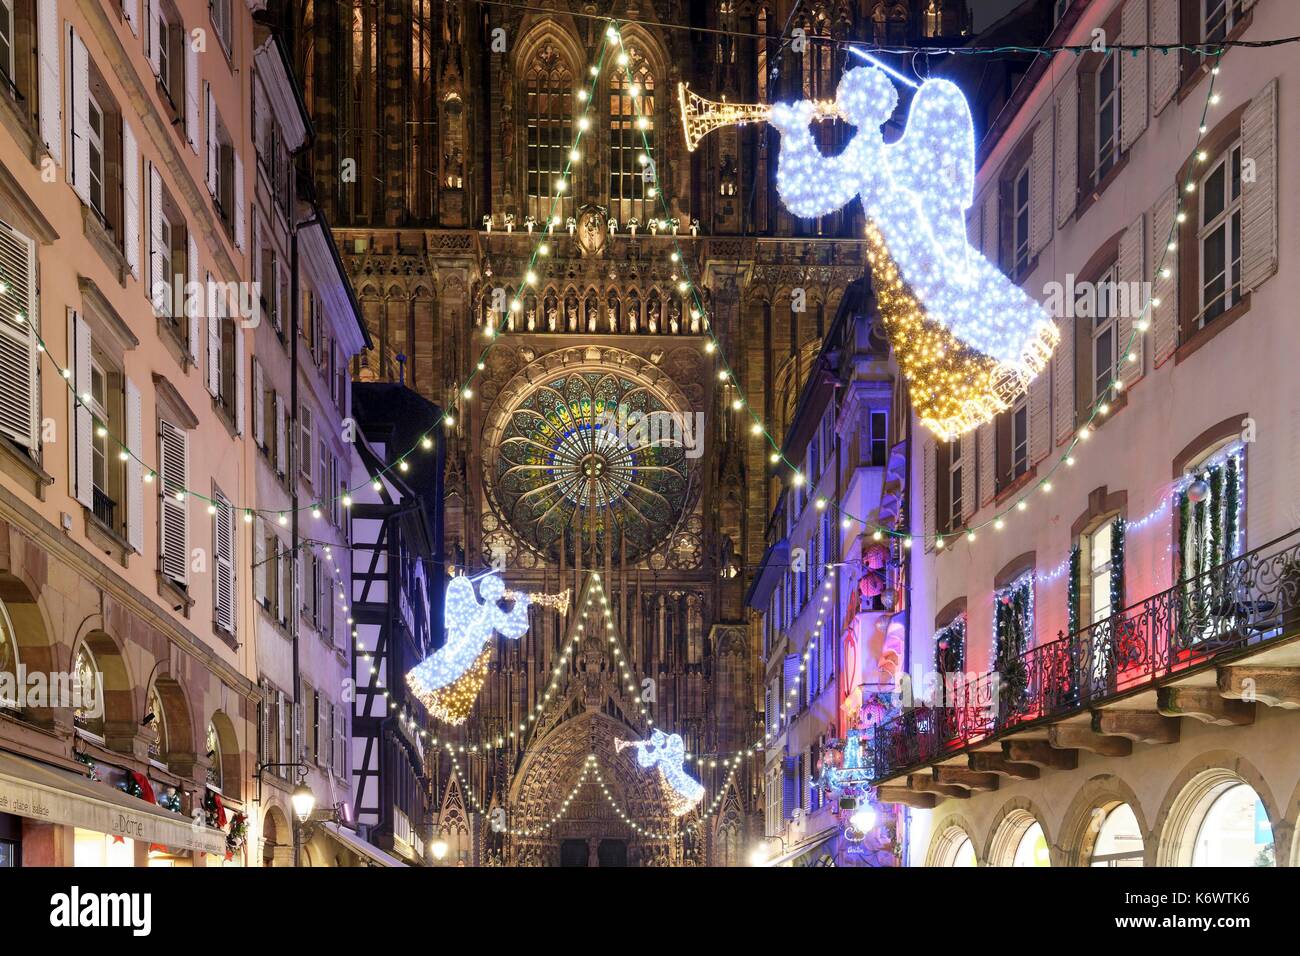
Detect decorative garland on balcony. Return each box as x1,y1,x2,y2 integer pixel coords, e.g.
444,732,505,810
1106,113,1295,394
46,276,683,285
933,614,966,675
1067,546,1081,637
994,574,1033,709
1109,518,1126,616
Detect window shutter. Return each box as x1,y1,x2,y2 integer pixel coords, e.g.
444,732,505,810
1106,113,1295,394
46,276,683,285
1150,0,1180,114
68,27,90,205
234,321,245,433
1029,112,1053,257
335,708,346,776
213,494,235,633
1240,77,1278,293
123,121,140,279
206,276,220,396
272,259,283,332
123,0,138,35
1053,315,1076,443
277,537,287,624
921,434,936,552
1149,186,1179,364
233,150,246,251
981,190,998,266
148,163,165,314
185,34,200,154
781,758,797,820
300,405,313,484
1055,80,1078,227
1117,211,1145,387
158,420,188,584
186,233,200,364
125,379,143,552
1119,0,1148,152
204,83,217,196
146,0,160,75
275,396,287,476
0,223,39,450
1029,363,1052,466
976,423,994,508
965,201,980,248
251,358,264,447
38,0,61,165
67,310,92,508
253,516,267,606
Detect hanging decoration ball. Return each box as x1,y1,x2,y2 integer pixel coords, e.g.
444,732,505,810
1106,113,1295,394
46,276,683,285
1187,477,1211,503
878,589,896,610
860,571,886,599
864,541,889,570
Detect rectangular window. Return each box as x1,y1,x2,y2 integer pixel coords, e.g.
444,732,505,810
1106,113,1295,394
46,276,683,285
86,91,105,218
1012,160,1031,274
210,0,232,55
1092,263,1119,401
1089,521,1114,624
870,410,888,467
938,438,963,533
1094,50,1120,185
1198,143,1242,325
0,0,13,88
1203,0,1246,44
88,353,125,532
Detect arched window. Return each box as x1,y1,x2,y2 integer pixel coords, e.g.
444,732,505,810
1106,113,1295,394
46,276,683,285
928,824,977,866
1192,782,1273,866
1012,821,1050,867
0,602,17,717
525,43,574,221
73,645,104,738
610,48,655,224
145,685,169,767
1090,802,1144,866
923,1,942,38
206,721,223,792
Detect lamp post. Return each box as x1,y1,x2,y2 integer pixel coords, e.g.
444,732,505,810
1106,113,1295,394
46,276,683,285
430,838,449,865
749,835,788,867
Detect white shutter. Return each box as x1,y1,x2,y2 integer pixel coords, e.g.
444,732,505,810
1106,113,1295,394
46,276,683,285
123,121,140,279
234,321,245,433
0,224,40,450
1240,78,1278,293
965,203,980,248
959,435,975,523
1117,212,1145,387
981,190,998,267
206,275,220,397
185,36,200,154
253,517,267,606
123,0,138,36
252,359,264,447
275,396,287,476
68,27,90,205
922,435,936,552
233,150,246,251
1029,112,1053,256
976,424,994,508
148,163,166,314
1029,363,1051,465
158,420,189,584
125,379,144,552
1053,316,1076,442
146,0,160,75
214,495,235,633
276,537,287,624
187,232,200,364
67,310,92,508
1149,186,1179,364
1119,0,1149,152
1150,0,1180,115
1055,80,1078,228
38,0,61,165
204,84,218,196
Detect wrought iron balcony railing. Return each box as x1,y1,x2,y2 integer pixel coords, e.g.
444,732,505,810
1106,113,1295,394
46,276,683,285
869,525,1300,783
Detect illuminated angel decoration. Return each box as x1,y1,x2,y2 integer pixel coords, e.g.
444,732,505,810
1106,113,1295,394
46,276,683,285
406,573,530,725
770,65,1058,439
616,730,705,816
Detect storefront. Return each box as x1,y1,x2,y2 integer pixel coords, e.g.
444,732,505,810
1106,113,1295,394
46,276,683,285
0,752,227,865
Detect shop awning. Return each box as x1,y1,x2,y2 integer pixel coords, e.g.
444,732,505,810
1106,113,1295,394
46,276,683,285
0,752,227,855
767,827,839,867
321,821,409,867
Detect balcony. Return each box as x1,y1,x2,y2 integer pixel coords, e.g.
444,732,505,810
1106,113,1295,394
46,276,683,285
870,526,1300,793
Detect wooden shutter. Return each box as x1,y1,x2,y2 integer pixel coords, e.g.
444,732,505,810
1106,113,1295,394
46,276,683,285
300,405,313,485
123,121,140,279
158,420,188,584
921,434,935,552
1055,79,1078,227
204,83,217,196
1053,315,1076,443
146,0,160,75
1117,211,1145,387
251,358,264,447
68,27,90,205
233,150,246,251
1119,0,1149,152
123,0,138,35
67,310,92,507
275,395,287,476
38,0,61,164
206,275,220,396
186,232,199,364
0,223,39,450
981,190,998,266
234,320,245,433
125,378,143,552
148,163,166,314
185,32,200,154
1240,78,1278,293
1029,112,1053,257
1149,186,1179,364
1029,363,1052,466
976,423,994,508
213,493,235,633
253,516,267,607
1150,0,1180,114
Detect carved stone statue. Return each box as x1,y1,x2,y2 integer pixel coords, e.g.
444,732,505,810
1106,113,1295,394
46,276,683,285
607,306,618,332
547,306,558,332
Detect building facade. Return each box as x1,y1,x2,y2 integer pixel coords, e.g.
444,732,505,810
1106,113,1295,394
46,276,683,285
873,0,1299,868
0,0,259,866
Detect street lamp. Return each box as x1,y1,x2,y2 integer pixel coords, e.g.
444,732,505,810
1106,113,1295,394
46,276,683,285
749,835,788,867
291,782,317,823
431,839,449,863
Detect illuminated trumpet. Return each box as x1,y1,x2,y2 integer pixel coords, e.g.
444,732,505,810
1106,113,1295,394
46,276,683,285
677,82,844,152
504,588,572,616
